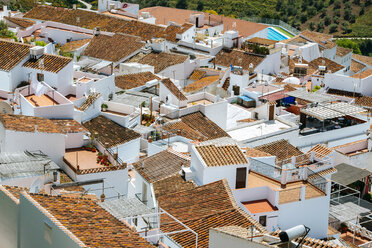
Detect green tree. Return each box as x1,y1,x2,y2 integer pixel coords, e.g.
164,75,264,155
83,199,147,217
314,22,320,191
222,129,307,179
360,7,365,15
329,23,338,33
175,0,187,9
344,9,351,20
309,22,315,30
324,16,331,25
333,16,339,24
334,0,341,9
0,21,16,40
336,39,361,54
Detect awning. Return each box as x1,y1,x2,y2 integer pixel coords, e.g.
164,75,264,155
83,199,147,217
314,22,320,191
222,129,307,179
300,102,366,121
332,163,371,185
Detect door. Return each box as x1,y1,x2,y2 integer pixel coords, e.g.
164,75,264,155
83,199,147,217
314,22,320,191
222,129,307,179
235,167,247,189
269,104,275,120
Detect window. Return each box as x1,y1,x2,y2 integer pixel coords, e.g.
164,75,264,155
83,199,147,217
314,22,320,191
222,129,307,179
37,73,44,82
235,167,247,189
259,215,267,227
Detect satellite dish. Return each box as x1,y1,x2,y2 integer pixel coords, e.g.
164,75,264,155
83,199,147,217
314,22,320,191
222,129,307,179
30,178,42,193
0,102,13,114
123,3,128,8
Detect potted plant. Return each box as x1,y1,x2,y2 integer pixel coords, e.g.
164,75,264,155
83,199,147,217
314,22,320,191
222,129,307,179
101,103,108,112
339,223,348,233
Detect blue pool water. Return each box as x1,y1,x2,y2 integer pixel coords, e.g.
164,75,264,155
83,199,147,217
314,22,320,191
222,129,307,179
267,27,289,41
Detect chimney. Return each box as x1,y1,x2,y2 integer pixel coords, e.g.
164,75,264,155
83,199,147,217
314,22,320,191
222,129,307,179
73,4,77,9
94,27,101,36
34,124,38,132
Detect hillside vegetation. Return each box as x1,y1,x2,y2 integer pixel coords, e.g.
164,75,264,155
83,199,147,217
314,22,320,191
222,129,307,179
134,0,372,37
1,0,371,37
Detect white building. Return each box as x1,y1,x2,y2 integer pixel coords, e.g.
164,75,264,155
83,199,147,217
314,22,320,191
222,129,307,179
0,114,66,164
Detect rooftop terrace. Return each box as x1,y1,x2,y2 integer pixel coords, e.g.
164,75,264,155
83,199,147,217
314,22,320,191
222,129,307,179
25,94,58,107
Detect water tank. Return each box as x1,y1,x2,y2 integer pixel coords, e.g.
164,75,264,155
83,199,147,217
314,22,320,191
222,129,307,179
232,85,240,95
279,225,308,242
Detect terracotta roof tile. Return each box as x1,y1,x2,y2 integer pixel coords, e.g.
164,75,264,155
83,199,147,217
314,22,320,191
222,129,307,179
129,52,188,73
351,69,372,79
139,6,268,37
308,167,337,179
336,46,352,57
22,54,72,73
158,180,266,248
83,115,140,148
61,38,91,53
242,147,272,157
133,150,190,183
355,95,372,108
350,59,366,73
271,230,344,248
247,37,277,46
1,185,29,201
282,35,308,44
326,88,361,98
79,92,100,111
4,16,35,28
254,139,304,162
115,71,160,90
352,54,372,67
82,34,144,62
195,144,248,167
0,114,62,133
188,69,206,81
308,57,344,74
29,193,155,247
215,49,265,71
24,5,166,41
161,78,187,100
51,119,87,133
219,77,229,91
307,144,333,159
300,30,336,49
163,111,229,141
153,174,196,198
0,39,31,71
184,75,220,93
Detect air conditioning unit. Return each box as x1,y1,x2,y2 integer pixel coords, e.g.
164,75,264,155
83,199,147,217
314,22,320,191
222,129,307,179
181,167,194,181
30,46,44,59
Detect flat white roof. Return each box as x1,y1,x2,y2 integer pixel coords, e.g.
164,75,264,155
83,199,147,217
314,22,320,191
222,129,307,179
227,120,291,142
226,104,252,130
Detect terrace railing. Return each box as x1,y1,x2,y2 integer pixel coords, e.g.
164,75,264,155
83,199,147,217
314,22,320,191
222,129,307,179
242,16,300,35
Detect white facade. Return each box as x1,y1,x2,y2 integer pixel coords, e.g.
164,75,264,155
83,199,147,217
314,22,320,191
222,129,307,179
72,71,115,100
323,73,372,96
0,186,18,248
0,126,65,164
335,50,352,74
158,57,196,81
19,193,81,248
159,80,187,108
190,145,249,189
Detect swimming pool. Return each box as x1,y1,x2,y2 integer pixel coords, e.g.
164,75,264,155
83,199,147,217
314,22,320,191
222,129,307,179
267,27,289,41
